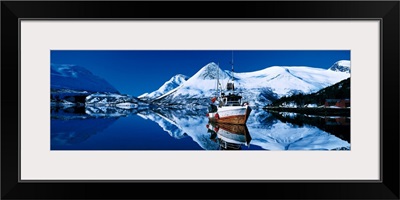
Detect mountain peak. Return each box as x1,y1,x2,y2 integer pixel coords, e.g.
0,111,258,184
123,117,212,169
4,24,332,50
138,74,188,99
164,74,188,86
51,63,119,93
51,64,92,78
328,60,351,73
172,74,188,81
192,62,229,80
201,62,219,71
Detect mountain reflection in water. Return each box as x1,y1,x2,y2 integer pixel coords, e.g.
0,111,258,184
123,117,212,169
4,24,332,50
269,111,350,143
51,106,350,150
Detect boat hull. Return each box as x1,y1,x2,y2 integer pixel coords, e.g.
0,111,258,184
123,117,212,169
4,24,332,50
206,122,252,149
217,123,251,144
208,105,252,125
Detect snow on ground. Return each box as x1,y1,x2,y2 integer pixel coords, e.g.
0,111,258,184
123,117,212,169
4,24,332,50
116,102,138,109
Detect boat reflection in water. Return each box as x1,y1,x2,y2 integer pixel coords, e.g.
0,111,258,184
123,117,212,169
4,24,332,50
206,122,252,150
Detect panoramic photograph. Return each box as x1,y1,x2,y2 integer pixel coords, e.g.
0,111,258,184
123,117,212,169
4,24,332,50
51,50,351,150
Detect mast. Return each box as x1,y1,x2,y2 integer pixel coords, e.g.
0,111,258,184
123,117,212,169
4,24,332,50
231,51,234,91
216,62,219,97
226,51,235,91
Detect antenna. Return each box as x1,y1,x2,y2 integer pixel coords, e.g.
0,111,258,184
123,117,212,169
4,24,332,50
226,51,236,91
231,51,234,91
231,51,234,72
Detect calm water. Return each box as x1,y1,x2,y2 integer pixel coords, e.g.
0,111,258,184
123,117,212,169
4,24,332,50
51,106,350,150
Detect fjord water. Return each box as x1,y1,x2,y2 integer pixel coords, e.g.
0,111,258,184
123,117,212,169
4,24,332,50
51,106,350,150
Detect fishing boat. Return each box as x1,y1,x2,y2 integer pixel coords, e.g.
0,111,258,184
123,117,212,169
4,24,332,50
207,53,252,125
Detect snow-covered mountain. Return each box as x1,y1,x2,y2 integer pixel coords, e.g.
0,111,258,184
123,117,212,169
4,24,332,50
139,74,188,100
85,93,148,109
141,61,351,107
51,64,119,94
328,60,351,73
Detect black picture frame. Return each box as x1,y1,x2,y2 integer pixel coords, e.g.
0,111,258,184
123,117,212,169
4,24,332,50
1,1,399,199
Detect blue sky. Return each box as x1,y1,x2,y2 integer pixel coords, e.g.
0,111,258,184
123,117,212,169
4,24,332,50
51,50,350,96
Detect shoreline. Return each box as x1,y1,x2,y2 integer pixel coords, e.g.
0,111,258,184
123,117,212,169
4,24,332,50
263,106,350,117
